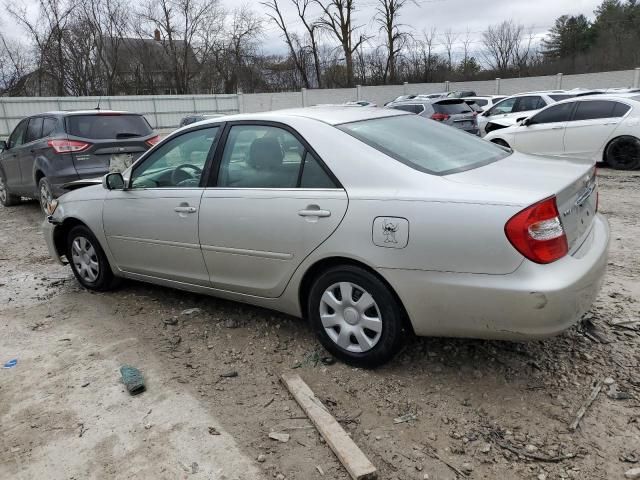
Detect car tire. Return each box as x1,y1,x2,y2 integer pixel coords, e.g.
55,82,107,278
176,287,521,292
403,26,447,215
0,169,21,207
605,136,640,170
67,225,118,291
38,177,54,214
307,265,405,368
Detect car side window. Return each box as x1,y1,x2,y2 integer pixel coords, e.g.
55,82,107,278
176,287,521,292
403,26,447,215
25,117,44,143
573,100,621,121
42,117,58,137
8,119,28,148
487,97,516,115
217,125,306,188
529,102,574,125
612,102,631,117
300,152,337,188
513,96,544,113
130,127,219,189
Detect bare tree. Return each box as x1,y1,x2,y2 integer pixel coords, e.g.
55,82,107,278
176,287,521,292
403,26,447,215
262,0,310,88
315,0,368,87
482,20,524,74
374,0,412,84
422,27,436,81
292,0,323,87
442,27,458,70
0,34,30,94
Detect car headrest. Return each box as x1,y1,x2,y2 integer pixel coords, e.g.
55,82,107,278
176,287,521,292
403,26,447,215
248,137,283,170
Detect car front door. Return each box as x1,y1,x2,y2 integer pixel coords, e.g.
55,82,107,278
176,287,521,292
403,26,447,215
199,122,348,298
511,102,575,156
103,126,221,285
1,119,28,191
562,100,629,160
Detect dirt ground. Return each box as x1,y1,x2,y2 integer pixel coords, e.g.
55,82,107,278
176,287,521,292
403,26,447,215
1,169,639,480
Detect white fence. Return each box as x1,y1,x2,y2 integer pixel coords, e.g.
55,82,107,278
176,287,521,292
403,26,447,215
2,68,640,136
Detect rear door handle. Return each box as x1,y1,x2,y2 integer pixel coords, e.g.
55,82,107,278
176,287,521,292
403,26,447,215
174,206,197,213
298,208,331,218
551,126,564,130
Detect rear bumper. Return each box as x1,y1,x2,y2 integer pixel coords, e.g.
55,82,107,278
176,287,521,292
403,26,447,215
380,214,610,340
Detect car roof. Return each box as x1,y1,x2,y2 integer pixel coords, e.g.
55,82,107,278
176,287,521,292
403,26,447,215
35,110,134,117
197,106,407,126
552,92,640,103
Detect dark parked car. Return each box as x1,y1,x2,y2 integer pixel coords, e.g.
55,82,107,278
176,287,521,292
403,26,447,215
386,98,479,135
178,113,223,128
0,110,158,212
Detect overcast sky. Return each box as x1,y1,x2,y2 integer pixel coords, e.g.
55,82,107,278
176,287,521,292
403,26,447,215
1,0,604,59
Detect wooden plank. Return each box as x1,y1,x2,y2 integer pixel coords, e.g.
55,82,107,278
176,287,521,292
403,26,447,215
569,379,603,431
281,373,377,480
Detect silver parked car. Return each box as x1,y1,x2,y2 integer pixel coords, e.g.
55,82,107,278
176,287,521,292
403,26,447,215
43,107,609,367
386,98,479,134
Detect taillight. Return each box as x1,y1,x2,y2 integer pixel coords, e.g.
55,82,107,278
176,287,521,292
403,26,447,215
505,196,568,264
48,139,90,153
146,135,160,147
431,113,450,121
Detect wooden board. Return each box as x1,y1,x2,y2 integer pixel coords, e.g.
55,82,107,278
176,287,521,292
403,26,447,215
281,373,377,480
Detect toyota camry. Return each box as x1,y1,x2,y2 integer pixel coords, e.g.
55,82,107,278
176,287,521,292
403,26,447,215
42,107,609,367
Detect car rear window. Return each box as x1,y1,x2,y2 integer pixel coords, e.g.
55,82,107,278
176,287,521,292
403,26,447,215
433,100,472,114
66,114,152,140
337,114,509,175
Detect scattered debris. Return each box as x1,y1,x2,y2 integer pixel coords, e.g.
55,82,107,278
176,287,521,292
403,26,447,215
208,426,220,435
163,317,178,326
257,454,266,463
490,432,575,463
223,318,239,328
606,383,633,400
621,452,639,463
219,371,238,378
78,423,87,438
181,308,202,316
81,382,90,388
3,358,17,369
269,432,290,443
281,373,377,480
191,462,199,474
393,413,417,424
120,365,146,395
625,467,640,479
316,465,325,475
321,356,336,366
263,397,275,408
569,379,603,431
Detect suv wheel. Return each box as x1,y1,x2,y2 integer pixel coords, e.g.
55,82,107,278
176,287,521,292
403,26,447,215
0,170,21,207
605,136,640,170
67,225,118,291
307,265,405,368
38,177,54,214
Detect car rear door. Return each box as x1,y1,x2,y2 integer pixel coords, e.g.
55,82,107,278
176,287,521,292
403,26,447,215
511,102,575,156
19,116,44,190
65,113,157,178
198,122,348,298
562,100,630,160
103,126,220,285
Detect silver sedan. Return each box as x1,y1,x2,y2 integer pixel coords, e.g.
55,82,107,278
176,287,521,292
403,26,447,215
43,107,609,367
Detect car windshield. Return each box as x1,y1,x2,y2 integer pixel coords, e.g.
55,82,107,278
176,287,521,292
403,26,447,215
66,114,152,139
337,114,510,175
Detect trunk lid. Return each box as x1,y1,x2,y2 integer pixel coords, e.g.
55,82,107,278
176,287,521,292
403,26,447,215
445,153,597,251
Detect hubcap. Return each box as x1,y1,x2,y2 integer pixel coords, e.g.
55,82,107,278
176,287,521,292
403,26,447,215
71,236,100,283
0,176,6,203
40,182,52,213
319,281,383,353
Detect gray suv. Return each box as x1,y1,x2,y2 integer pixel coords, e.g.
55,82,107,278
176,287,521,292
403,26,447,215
387,98,479,135
0,110,158,212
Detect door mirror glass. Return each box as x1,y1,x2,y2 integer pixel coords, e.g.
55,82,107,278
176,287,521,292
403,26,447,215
103,172,125,190
0,140,7,151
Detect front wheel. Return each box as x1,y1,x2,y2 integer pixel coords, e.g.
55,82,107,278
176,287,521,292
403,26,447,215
67,225,118,291
605,136,640,170
307,265,405,368
0,170,21,207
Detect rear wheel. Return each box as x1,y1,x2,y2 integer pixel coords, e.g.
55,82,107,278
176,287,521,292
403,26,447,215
38,177,54,214
307,265,404,368
67,225,118,291
605,136,640,170
0,170,21,207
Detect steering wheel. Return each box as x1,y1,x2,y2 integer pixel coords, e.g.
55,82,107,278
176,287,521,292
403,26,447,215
171,164,203,186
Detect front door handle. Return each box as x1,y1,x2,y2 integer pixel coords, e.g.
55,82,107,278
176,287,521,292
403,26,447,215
298,207,331,218
551,126,564,130
174,206,197,214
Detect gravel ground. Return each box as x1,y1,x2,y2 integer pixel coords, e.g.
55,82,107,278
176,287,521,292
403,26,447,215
0,169,638,480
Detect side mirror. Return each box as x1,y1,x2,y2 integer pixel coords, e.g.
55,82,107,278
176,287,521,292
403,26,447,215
103,172,125,190
0,140,7,151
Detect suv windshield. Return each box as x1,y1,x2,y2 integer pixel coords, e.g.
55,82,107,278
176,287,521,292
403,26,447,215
338,115,509,175
66,114,152,139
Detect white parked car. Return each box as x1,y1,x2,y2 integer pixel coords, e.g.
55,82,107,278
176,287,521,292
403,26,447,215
461,95,507,112
478,91,575,136
484,94,640,170
42,107,608,366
